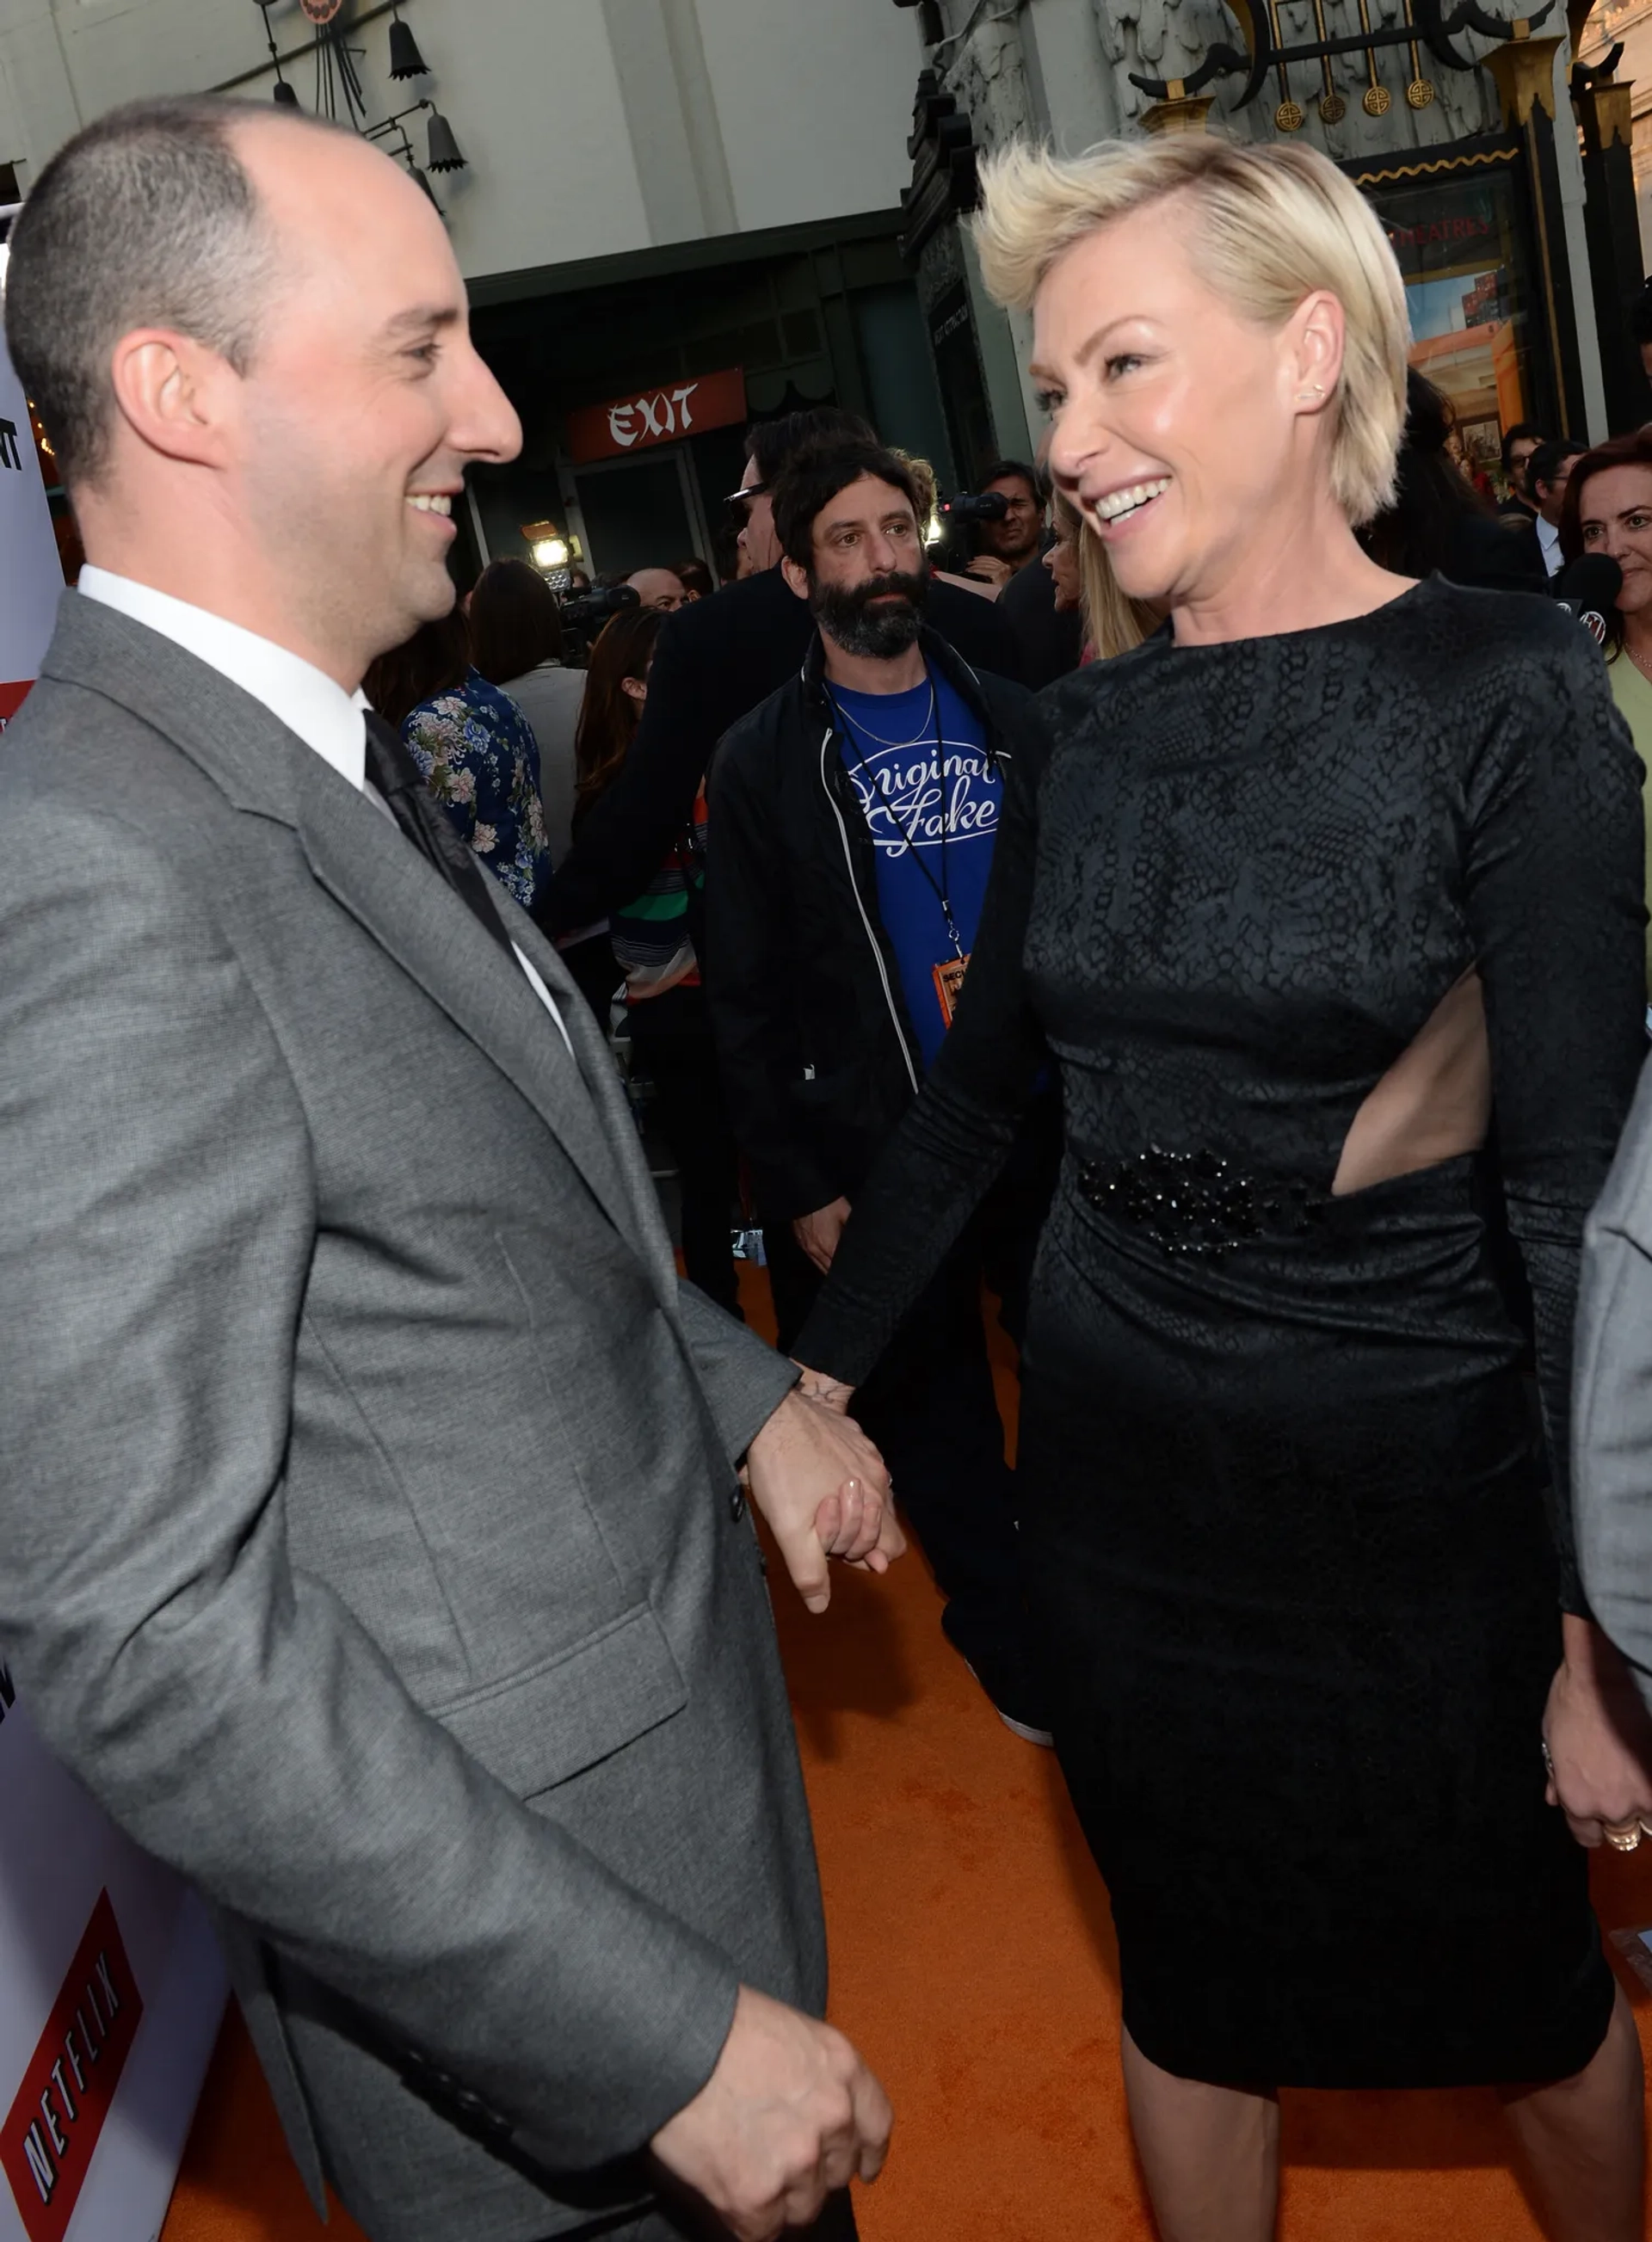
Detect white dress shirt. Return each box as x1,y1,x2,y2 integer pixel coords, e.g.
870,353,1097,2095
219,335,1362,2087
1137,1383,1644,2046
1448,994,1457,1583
1536,514,1563,578
77,570,570,1052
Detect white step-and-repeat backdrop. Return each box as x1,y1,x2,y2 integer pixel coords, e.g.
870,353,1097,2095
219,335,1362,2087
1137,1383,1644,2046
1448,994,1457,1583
0,326,228,2242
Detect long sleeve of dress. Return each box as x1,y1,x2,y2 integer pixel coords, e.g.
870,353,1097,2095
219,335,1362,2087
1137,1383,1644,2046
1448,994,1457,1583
794,711,1053,1385
1463,619,1647,1611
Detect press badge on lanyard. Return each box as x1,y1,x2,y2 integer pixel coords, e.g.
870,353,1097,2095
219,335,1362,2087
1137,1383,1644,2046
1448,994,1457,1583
832,668,980,1039
933,952,970,1027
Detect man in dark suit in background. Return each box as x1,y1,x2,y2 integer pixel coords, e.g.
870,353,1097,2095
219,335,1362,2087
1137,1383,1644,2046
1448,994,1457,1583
541,409,1023,944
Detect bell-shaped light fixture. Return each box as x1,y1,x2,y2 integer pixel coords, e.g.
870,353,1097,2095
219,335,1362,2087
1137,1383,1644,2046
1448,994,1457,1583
387,14,430,80
272,76,299,108
425,108,466,173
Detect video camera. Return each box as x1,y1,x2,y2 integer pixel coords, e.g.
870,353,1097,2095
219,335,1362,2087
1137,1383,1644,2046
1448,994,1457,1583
558,582,641,663
936,490,1010,526
929,488,1010,574
560,583,641,631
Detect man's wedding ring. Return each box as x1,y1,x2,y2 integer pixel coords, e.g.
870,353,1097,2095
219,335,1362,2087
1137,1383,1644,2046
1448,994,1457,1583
1605,1819,1644,1853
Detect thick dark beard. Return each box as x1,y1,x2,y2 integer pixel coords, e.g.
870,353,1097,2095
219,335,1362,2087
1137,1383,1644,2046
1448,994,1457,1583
810,566,928,659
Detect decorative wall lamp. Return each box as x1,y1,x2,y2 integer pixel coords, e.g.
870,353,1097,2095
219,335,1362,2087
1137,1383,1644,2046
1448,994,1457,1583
386,7,430,79
424,108,466,170
252,2,468,201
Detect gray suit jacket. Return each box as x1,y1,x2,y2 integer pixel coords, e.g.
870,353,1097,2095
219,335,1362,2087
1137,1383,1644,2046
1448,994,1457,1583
0,594,817,2242
1575,1047,1652,1709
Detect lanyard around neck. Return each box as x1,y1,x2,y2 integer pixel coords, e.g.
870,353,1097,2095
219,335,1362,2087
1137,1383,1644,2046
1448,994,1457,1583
828,667,965,958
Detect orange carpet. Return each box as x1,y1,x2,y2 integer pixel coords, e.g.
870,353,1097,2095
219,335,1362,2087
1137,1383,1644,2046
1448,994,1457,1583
161,1267,1652,2241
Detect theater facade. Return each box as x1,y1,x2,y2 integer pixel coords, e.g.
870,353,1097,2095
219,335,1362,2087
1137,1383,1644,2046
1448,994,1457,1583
898,0,1649,486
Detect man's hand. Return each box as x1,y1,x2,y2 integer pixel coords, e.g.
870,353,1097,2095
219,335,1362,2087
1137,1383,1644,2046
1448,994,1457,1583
650,1986,892,2241
744,1388,904,1612
965,554,1014,591
1544,1614,1652,1846
792,1198,851,1276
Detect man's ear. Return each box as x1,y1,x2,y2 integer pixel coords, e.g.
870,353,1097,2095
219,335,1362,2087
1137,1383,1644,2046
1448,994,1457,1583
780,555,811,603
108,328,240,470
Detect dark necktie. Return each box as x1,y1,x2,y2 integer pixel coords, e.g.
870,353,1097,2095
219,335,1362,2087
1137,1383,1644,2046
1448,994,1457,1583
361,710,512,957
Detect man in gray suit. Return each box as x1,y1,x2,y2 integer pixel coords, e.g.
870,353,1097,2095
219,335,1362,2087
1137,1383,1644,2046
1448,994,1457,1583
0,98,902,2242
1572,1072,1652,1851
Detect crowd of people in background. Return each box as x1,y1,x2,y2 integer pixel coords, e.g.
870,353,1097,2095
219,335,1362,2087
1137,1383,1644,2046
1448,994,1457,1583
383,365,1637,975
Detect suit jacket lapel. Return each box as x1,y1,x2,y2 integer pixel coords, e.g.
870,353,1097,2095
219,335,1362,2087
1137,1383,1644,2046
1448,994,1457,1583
41,594,650,1260
495,904,681,1300
293,754,650,1256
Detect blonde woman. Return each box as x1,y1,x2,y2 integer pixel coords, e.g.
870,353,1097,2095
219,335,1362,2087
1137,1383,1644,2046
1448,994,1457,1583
1045,484,1160,660
796,135,1650,2239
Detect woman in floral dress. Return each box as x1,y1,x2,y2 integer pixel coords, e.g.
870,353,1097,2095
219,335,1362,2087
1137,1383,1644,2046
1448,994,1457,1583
365,608,551,913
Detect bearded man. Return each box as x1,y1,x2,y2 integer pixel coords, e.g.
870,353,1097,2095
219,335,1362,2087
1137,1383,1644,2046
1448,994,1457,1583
706,441,1051,1746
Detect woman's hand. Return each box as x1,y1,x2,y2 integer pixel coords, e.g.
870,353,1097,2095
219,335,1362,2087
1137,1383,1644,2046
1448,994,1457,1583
1543,1613,1652,1847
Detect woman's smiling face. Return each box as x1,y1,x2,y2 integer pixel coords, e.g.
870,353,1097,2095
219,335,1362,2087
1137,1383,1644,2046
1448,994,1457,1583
1029,197,1338,613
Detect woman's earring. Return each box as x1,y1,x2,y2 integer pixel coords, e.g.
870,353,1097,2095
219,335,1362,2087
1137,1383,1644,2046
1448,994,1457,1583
1298,383,1326,402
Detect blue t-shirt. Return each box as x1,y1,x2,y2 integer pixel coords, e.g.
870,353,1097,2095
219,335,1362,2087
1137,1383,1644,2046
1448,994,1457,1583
832,668,1002,1069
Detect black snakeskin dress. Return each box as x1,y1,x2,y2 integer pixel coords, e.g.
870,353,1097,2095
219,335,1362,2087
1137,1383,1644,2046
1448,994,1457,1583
797,577,1648,2086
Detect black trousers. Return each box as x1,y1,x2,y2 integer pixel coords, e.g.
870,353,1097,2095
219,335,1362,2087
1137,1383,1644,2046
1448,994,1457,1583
766,1220,1026,1667
627,985,743,1318
560,930,622,1024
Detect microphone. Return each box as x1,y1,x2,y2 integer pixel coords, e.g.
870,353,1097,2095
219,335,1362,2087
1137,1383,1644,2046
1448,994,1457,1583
1554,553,1621,646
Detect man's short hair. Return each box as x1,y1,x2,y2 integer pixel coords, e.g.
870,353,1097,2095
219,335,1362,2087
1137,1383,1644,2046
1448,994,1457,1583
5,95,324,489
1500,422,1541,475
672,556,714,597
981,457,1042,499
772,441,922,573
1526,436,1586,500
745,407,877,490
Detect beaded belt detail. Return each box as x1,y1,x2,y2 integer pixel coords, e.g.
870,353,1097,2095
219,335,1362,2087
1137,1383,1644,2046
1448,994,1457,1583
1076,1145,1322,1260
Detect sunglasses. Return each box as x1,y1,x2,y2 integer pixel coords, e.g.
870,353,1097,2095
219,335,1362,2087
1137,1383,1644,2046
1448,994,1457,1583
724,479,769,510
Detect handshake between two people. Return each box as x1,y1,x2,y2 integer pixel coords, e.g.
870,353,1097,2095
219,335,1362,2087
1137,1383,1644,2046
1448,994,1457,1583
647,1369,901,2238
742,1364,905,1616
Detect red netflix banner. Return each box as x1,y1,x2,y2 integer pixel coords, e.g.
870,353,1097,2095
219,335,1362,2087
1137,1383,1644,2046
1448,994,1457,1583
1,1891,143,2242
565,366,745,464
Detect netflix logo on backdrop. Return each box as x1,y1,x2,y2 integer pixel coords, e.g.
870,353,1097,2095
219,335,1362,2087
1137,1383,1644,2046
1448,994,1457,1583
0,1890,143,2242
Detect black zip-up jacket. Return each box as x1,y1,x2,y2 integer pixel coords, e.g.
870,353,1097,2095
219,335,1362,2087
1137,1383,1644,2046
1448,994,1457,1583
706,626,1030,1224
540,563,1022,937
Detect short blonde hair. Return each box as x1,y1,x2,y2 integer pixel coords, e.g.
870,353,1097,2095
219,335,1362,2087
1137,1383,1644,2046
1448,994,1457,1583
973,135,1409,525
